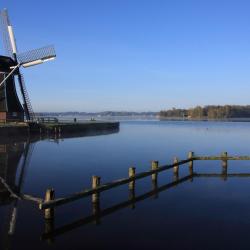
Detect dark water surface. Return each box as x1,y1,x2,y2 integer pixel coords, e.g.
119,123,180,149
1,121,250,250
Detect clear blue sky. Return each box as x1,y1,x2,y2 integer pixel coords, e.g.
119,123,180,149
1,0,250,112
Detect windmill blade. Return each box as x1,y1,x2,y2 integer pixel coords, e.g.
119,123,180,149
17,72,35,121
0,9,15,58
17,45,56,66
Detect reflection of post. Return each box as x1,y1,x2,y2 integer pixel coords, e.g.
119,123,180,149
173,157,179,181
92,200,101,225
44,189,55,220
152,177,158,199
128,167,136,209
45,217,54,244
221,152,228,181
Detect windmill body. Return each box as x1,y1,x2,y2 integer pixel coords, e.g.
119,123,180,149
0,9,56,123
0,56,24,122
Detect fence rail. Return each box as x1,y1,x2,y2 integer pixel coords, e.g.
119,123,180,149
39,158,192,210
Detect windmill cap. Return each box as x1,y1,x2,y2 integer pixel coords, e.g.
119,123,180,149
0,55,16,73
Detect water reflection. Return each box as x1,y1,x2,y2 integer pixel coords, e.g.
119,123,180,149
2,122,250,249
0,127,119,249
0,137,33,250
41,170,250,243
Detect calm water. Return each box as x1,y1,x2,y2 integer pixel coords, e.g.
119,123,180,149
1,120,250,250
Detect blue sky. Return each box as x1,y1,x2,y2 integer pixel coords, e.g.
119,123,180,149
1,0,250,112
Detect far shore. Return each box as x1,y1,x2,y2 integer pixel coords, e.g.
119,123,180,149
158,117,250,122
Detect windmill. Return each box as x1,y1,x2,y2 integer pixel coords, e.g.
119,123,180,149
0,8,56,122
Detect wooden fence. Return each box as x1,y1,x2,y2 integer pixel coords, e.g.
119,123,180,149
38,151,250,220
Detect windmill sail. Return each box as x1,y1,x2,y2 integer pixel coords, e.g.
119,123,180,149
17,45,56,65
0,9,15,58
17,74,35,121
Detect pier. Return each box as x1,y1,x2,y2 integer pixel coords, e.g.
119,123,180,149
0,120,119,136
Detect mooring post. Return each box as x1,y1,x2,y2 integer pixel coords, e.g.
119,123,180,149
222,152,228,180
92,176,101,203
151,161,159,199
128,167,136,208
188,151,194,175
173,157,179,176
92,176,101,224
129,167,136,190
44,189,55,220
222,152,228,168
151,161,159,182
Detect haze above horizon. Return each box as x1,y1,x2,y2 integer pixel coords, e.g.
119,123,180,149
1,0,250,112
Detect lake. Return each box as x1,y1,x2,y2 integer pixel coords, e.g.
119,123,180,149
1,120,250,250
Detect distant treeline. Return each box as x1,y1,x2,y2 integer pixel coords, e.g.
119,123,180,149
159,105,250,119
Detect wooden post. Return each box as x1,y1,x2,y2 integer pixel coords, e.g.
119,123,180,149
222,152,228,168
151,161,159,182
128,167,136,208
222,152,228,181
92,176,101,203
188,151,194,175
44,189,55,220
173,157,179,176
128,167,136,190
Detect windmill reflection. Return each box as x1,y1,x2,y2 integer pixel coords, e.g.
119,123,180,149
0,136,35,250
0,127,119,249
